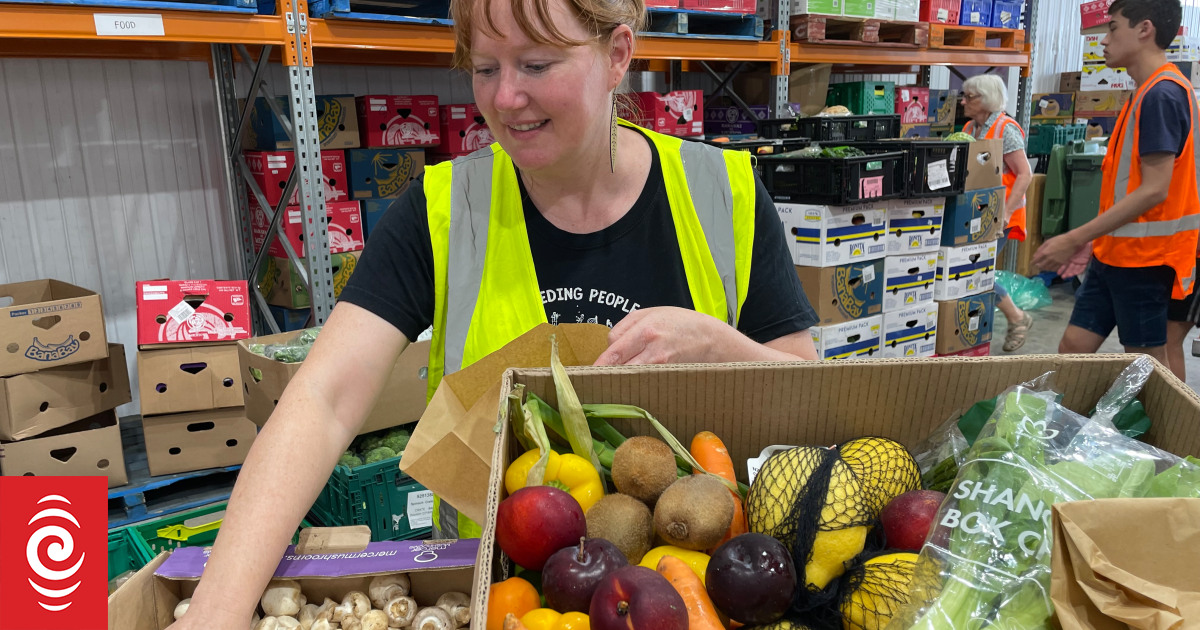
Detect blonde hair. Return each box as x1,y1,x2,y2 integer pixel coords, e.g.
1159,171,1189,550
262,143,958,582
961,75,1008,113
451,0,647,71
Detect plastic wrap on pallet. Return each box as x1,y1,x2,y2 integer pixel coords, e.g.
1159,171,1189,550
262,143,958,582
894,0,919,21
874,0,896,19
843,0,875,18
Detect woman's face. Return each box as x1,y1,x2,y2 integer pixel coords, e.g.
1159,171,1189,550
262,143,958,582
961,89,986,120
469,0,625,172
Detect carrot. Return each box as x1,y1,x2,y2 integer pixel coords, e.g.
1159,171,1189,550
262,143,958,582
657,554,726,630
691,431,749,551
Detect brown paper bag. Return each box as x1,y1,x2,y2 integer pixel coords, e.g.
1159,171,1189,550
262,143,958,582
1051,498,1200,630
398,323,611,524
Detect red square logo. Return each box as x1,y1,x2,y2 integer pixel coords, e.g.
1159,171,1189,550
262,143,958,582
0,477,108,630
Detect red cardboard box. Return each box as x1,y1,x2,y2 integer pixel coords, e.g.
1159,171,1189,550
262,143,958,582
250,200,365,258
680,0,754,12
896,87,930,124
245,150,350,207
937,342,991,357
135,280,252,347
439,104,496,155
632,90,704,137
356,95,441,148
645,0,678,5
1081,0,1113,30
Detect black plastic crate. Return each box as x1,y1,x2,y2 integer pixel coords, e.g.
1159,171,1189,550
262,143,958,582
823,140,970,198
759,150,907,205
759,116,901,142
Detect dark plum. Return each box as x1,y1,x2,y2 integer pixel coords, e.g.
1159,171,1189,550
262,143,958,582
705,533,797,625
542,537,629,613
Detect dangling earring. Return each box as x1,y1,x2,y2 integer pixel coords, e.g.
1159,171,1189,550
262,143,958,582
609,95,618,174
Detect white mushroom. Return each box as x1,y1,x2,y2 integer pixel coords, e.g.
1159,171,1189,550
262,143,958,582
369,574,411,609
173,598,191,621
299,603,321,630
385,595,419,628
315,597,337,622
412,606,455,630
360,610,389,630
333,591,371,622
254,617,280,630
342,617,363,630
310,620,336,630
262,580,304,617
435,592,471,627
252,613,261,628
276,618,301,630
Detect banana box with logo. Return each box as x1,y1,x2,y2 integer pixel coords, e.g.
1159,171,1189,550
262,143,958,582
142,407,257,476
0,343,131,441
440,104,496,155
794,260,884,325
776,202,888,267
882,302,938,358
887,197,945,254
347,148,426,200
883,251,937,312
942,186,1003,247
356,95,441,149
1072,89,1129,118
935,290,995,354
1032,93,1076,120
252,94,360,150
244,150,350,207
250,199,365,258
0,409,127,486
258,251,360,310
135,280,252,348
0,279,109,377
809,315,882,361
935,241,997,300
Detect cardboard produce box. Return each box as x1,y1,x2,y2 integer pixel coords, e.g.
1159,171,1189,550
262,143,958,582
794,260,885,325
883,251,937,312
631,90,704,137
1059,71,1082,92
0,410,127,487
347,148,426,200
1011,174,1046,277
1072,89,1129,117
937,341,991,357
137,345,243,416
142,407,257,476
239,333,431,435
935,241,997,300
136,280,252,348
776,202,888,267
887,197,945,255
936,290,996,354
252,94,360,151
0,279,109,377
439,104,496,155
965,139,1004,190
357,95,441,148
927,89,958,126
250,199,365,258
900,123,932,138
882,301,938,358
703,103,769,137
109,536,478,630
942,186,1004,247
361,199,391,239
1032,93,1076,119
809,316,883,361
244,150,350,207
258,251,360,310
0,343,131,441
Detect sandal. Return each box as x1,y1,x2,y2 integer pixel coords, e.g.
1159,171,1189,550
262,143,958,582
1003,312,1034,352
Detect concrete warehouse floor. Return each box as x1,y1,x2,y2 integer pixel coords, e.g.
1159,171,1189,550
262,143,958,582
989,282,1200,394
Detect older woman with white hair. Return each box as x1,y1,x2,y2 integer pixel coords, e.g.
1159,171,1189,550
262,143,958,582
961,74,1035,352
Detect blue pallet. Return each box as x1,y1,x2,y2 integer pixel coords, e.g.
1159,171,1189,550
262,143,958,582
643,8,763,40
309,0,450,22
0,0,257,13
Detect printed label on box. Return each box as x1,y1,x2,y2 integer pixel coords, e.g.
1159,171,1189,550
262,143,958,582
927,160,951,190
407,490,434,529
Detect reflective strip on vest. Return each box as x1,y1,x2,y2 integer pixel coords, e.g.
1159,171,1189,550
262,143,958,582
1110,213,1200,238
1113,69,1200,207
679,140,738,327
443,151,496,377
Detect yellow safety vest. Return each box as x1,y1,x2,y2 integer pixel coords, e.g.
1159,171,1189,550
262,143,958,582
422,120,758,538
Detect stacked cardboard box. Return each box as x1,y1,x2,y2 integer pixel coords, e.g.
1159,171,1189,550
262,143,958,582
881,198,943,358
428,103,496,163
631,91,704,137
134,280,258,476
0,280,131,487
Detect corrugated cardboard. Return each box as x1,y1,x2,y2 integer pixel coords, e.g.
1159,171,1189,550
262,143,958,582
776,202,889,267
1032,93,1076,119
935,291,996,353
1072,89,1129,117
794,260,885,325
346,148,426,200
942,186,1004,247
253,94,361,151
809,316,883,360
0,343,131,441
965,139,1005,190
135,280,252,348
1060,71,1082,92
882,302,938,358
887,197,945,255
883,252,937,312
439,104,496,155
0,410,127,487
0,279,109,377
239,334,432,435
141,408,258,476
631,91,704,137
1011,174,1046,276
259,250,360,310
137,345,244,416
250,199,365,258
244,150,350,207
356,95,441,148
935,241,998,300
472,353,1200,626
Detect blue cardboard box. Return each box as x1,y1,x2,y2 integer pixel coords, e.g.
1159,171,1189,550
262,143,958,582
1032,93,1076,120
928,89,958,125
361,199,393,239
269,305,311,332
347,149,426,200
252,94,361,151
959,0,992,26
942,186,1004,246
795,259,886,325
935,290,996,354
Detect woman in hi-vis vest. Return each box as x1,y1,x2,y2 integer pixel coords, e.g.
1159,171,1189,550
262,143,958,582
169,0,822,625
961,74,1035,352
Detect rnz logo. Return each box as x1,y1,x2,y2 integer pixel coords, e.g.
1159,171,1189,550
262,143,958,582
28,495,86,611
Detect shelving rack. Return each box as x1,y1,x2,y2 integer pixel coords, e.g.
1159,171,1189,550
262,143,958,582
0,0,1034,331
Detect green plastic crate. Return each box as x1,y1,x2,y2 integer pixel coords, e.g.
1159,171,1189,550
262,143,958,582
108,527,153,581
1027,123,1087,156
309,457,433,542
827,81,896,116
131,501,312,559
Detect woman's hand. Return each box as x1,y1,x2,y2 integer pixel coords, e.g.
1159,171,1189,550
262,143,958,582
593,307,727,365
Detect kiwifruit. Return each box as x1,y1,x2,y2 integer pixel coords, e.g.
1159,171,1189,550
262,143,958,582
586,493,654,564
611,436,677,506
653,475,735,551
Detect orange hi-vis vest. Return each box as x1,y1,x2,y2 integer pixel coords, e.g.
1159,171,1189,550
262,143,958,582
964,113,1027,241
1095,63,1200,300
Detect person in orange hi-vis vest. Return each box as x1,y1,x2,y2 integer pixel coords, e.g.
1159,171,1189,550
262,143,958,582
961,74,1036,352
1034,0,1200,367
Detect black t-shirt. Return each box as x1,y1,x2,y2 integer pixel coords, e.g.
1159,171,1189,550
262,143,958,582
339,132,818,346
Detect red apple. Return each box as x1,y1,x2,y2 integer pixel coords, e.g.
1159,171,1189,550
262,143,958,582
590,565,687,630
880,489,947,551
496,486,587,571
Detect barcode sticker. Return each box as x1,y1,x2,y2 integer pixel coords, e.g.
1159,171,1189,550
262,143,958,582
863,265,876,283
168,301,195,325
927,159,952,190
969,316,980,332
937,8,948,20
971,218,982,234
970,11,980,22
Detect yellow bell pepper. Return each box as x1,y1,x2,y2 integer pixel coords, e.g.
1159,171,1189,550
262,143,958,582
504,449,604,513
520,609,590,630
638,546,711,585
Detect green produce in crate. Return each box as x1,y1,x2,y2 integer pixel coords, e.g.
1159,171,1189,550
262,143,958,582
338,451,364,468
819,146,868,158
944,132,976,142
381,428,411,454
364,446,398,464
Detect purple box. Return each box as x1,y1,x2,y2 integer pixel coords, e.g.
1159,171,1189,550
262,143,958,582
703,104,769,136
157,538,480,579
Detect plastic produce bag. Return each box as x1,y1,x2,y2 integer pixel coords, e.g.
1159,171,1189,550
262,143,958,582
888,374,1199,630
995,270,1053,311
1088,355,1153,438
248,326,322,364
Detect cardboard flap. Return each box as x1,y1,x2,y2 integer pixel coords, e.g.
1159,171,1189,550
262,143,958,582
295,526,372,554
400,324,610,524
109,551,175,630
